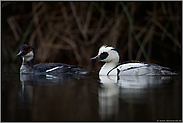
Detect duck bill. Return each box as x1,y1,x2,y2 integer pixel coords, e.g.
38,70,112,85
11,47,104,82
17,51,24,57
90,55,101,60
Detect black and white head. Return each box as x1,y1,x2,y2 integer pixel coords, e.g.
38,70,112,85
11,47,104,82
17,44,34,62
91,45,119,63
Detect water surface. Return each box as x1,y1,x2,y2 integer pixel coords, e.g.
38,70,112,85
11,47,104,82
1,64,182,121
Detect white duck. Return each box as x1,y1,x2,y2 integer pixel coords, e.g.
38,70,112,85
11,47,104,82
91,45,177,76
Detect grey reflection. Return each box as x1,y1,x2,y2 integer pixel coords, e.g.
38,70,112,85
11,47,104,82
99,75,174,120
118,76,173,104
19,74,34,110
19,73,86,111
117,76,173,89
19,73,100,121
20,73,85,84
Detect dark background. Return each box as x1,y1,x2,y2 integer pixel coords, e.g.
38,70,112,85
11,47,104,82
2,2,182,72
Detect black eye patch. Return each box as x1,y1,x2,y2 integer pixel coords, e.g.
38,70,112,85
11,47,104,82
100,52,108,60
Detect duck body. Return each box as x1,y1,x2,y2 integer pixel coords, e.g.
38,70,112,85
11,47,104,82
33,63,86,75
17,44,87,74
91,45,177,76
100,61,176,76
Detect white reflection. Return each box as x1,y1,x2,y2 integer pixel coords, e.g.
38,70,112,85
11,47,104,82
99,76,119,120
98,75,174,120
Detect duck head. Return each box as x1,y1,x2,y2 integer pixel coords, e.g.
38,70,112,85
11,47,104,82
17,44,34,62
91,45,119,64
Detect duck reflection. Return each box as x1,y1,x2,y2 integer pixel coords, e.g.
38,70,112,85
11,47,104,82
19,74,34,110
18,73,101,121
98,76,119,120
98,75,174,120
18,73,175,121
19,73,87,114
20,73,85,84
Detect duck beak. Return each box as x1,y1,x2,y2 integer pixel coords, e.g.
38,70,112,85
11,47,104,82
90,55,101,60
17,51,24,57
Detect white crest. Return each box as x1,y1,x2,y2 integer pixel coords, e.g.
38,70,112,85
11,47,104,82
98,45,115,55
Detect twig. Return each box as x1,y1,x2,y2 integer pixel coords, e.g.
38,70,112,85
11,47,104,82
136,24,155,60
128,2,136,60
46,43,73,50
32,2,46,47
83,3,93,34
153,18,181,49
89,18,114,45
7,17,21,40
59,2,69,21
70,2,88,41
120,2,148,60
58,35,77,49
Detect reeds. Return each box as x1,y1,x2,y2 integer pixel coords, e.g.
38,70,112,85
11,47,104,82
2,2,182,71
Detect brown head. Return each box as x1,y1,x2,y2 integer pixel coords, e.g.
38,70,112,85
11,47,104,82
17,44,35,61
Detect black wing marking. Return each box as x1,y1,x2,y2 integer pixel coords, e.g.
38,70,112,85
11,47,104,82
106,60,175,75
106,60,146,75
107,67,117,75
120,66,143,72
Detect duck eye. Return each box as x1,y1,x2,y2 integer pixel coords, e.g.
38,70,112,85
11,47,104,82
25,48,29,52
100,52,108,60
24,46,31,52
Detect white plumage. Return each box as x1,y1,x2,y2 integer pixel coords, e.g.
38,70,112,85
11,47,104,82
91,45,177,76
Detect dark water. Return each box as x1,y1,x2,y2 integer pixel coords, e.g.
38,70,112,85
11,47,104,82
2,64,182,121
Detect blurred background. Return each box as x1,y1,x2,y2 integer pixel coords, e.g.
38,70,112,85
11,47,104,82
2,1,182,72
